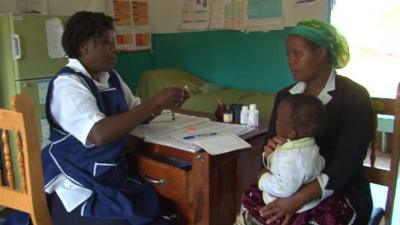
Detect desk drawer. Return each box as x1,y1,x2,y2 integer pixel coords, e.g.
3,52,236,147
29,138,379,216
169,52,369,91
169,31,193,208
136,156,192,204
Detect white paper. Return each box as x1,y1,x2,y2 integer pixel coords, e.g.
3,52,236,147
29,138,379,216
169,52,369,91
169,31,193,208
243,0,283,32
191,121,255,136
172,130,251,155
46,17,65,59
37,79,50,104
131,110,210,139
180,0,210,30
54,177,92,212
209,0,225,29
110,0,152,51
283,0,328,27
131,111,254,154
17,0,48,14
40,117,50,149
146,133,202,152
223,0,244,30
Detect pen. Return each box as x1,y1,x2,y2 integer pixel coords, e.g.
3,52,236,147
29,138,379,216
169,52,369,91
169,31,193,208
183,132,217,140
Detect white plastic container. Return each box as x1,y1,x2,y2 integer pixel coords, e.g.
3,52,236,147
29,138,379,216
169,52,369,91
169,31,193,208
240,105,249,125
248,104,259,127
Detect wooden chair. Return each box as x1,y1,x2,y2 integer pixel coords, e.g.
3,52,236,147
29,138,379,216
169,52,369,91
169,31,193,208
364,83,400,225
0,94,52,225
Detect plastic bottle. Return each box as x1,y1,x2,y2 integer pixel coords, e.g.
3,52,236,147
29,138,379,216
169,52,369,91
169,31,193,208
240,105,249,125
223,105,233,123
230,103,243,124
248,104,259,127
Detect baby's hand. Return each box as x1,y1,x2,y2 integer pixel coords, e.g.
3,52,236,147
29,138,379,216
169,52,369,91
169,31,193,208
264,136,286,151
263,145,274,159
263,136,286,161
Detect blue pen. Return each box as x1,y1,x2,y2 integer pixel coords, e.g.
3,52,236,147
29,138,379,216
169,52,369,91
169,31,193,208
183,132,217,140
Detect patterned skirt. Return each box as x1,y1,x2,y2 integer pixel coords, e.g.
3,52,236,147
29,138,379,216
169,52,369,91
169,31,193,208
234,184,355,225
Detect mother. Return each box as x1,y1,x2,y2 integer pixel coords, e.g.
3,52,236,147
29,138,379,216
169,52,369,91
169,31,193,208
261,20,373,225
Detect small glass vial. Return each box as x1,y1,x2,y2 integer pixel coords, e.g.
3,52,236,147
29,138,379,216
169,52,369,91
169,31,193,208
240,105,249,125
248,104,259,127
215,103,226,122
223,106,233,123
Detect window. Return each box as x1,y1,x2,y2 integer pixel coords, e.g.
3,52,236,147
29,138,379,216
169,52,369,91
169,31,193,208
331,0,400,98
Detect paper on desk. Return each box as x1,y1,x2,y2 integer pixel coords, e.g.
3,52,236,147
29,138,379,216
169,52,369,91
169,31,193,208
131,110,210,138
145,133,201,152
130,111,254,153
193,121,255,136
171,129,252,155
195,132,251,155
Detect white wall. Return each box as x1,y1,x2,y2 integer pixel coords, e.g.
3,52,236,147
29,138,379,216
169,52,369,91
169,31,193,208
0,0,108,15
0,0,180,33
150,0,181,33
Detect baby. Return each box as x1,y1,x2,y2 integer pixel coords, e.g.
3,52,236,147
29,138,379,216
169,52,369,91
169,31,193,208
236,94,354,225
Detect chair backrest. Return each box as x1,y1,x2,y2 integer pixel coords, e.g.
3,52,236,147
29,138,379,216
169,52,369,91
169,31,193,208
365,83,400,224
0,93,52,225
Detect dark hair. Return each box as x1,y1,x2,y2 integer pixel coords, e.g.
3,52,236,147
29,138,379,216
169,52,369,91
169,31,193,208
282,93,327,137
62,11,114,58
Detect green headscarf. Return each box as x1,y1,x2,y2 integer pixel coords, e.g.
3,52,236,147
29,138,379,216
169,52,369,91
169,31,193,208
290,20,350,69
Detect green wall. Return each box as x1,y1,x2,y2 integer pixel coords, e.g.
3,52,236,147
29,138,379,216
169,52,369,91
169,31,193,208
115,1,335,94
115,28,295,94
114,50,153,93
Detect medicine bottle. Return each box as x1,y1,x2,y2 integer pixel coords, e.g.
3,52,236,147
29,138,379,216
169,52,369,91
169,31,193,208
240,105,249,125
230,103,243,124
215,103,226,122
248,104,259,127
223,105,233,123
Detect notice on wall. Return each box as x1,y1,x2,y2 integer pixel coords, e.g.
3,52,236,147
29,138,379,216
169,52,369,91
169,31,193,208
17,0,48,14
209,0,224,29
178,0,327,33
181,0,211,30
109,0,151,51
244,0,283,32
283,0,328,27
181,0,283,32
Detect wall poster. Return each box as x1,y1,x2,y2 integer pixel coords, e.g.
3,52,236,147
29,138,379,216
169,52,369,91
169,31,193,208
109,0,151,51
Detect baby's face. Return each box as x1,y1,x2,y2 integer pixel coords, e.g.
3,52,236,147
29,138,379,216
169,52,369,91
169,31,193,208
276,101,292,139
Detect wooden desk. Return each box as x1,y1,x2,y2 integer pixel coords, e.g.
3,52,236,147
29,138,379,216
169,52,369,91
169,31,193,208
127,111,268,225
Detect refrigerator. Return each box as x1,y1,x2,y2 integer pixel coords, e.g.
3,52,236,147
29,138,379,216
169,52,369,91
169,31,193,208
0,13,69,148
0,13,70,188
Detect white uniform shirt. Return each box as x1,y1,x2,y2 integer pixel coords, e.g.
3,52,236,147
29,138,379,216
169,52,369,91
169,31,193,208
51,58,141,146
45,58,141,212
258,137,325,213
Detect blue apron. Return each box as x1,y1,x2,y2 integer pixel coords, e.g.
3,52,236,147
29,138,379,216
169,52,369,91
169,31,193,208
40,67,159,224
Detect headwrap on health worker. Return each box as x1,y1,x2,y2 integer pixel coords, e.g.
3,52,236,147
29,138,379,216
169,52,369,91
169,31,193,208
290,20,350,69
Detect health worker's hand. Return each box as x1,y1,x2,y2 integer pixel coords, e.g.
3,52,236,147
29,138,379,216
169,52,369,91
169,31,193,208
152,86,190,110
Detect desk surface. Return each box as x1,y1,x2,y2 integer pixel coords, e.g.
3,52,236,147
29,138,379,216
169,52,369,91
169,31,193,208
129,110,268,225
